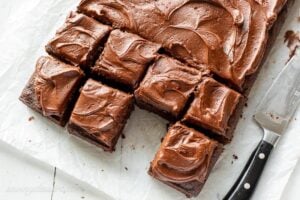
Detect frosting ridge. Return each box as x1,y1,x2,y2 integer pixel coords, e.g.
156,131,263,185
34,56,83,117
151,123,218,183
70,79,133,147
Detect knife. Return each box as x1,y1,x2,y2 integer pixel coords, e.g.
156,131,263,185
224,51,300,200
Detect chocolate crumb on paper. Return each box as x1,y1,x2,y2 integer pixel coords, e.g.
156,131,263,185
284,30,300,63
28,116,34,121
233,154,238,160
130,144,135,150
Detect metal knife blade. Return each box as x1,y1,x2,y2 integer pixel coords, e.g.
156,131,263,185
224,51,300,200
254,53,300,135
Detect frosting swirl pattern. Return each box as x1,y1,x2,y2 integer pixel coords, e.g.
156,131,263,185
70,79,133,147
46,12,111,67
135,55,202,117
151,123,218,183
93,29,161,88
34,56,84,117
184,78,242,135
78,0,287,88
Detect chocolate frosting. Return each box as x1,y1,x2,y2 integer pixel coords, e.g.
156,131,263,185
46,12,111,67
184,78,242,135
70,79,133,147
151,123,218,183
94,29,161,87
78,0,287,88
135,56,201,117
34,56,84,117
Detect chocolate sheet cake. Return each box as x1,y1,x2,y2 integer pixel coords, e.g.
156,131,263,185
67,79,134,152
78,0,288,90
19,56,84,126
19,0,290,197
92,29,161,90
149,122,223,197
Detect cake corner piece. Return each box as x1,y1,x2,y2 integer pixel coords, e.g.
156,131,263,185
19,56,84,126
45,11,112,69
148,122,223,197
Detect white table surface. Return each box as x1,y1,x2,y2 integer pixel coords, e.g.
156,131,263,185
0,141,299,200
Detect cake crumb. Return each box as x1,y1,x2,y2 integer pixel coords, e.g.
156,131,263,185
240,114,243,118
233,154,238,160
121,134,126,139
125,167,128,171
244,103,248,107
161,137,164,143
131,144,135,150
284,30,300,63
81,196,85,199
28,116,34,121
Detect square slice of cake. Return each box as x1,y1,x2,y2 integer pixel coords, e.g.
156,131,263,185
19,56,84,126
46,12,111,68
92,29,161,90
183,78,244,143
67,79,134,152
149,122,223,197
134,55,202,120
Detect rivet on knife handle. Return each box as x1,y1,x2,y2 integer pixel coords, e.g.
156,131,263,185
223,136,274,200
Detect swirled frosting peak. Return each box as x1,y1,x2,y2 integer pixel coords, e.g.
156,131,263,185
78,0,287,88
93,29,161,88
46,12,111,67
135,55,202,118
184,78,242,137
70,79,133,147
34,56,84,117
151,123,218,183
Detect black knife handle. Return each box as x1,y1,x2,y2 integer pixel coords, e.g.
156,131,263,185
223,140,273,200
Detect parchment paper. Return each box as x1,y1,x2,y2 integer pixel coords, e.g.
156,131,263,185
0,0,299,199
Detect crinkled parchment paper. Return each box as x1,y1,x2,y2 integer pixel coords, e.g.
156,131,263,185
0,0,299,199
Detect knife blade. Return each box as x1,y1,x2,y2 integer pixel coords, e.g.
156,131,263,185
224,51,300,200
